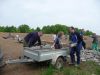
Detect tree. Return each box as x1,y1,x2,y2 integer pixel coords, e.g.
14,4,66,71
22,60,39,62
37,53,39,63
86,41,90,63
35,27,41,31
42,25,52,34
18,24,30,33
29,28,34,32
0,24,93,36
3,26,16,32
9,26,17,32
0,26,5,32
42,24,69,34
85,30,93,36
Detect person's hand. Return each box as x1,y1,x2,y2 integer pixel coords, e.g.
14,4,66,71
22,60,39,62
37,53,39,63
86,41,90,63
51,45,54,48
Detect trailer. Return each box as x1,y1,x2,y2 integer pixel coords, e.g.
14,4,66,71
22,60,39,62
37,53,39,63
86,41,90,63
0,48,4,68
6,45,67,69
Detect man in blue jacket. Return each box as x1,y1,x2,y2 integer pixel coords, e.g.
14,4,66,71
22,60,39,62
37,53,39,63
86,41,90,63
69,27,83,66
24,31,43,47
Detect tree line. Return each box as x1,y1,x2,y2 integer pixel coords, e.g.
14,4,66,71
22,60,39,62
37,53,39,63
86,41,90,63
0,24,93,35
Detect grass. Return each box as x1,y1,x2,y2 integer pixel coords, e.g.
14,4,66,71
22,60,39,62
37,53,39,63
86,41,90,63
41,61,100,75
41,66,55,75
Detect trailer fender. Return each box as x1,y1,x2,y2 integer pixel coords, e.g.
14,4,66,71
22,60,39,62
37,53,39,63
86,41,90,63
51,54,65,65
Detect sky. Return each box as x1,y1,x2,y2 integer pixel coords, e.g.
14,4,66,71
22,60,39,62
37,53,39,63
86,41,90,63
0,0,100,34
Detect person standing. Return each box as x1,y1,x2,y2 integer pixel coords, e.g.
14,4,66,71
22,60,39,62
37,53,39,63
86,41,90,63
69,27,83,66
91,33,98,51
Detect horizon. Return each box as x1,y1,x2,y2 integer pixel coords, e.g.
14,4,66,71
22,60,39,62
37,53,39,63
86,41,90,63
0,0,100,35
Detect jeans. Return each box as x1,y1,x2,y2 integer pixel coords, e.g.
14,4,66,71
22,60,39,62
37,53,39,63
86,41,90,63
70,42,82,65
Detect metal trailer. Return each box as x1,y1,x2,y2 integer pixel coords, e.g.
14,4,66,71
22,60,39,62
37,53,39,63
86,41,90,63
6,45,67,69
0,48,4,68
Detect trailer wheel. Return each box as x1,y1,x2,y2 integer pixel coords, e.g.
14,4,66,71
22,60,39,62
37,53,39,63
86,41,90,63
55,57,64,69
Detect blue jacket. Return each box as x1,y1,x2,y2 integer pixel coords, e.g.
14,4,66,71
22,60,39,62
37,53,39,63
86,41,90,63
24,32,41,47
69,32,83,44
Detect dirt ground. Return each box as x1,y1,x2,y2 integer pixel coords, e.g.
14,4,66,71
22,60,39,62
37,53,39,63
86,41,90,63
0,32,99,75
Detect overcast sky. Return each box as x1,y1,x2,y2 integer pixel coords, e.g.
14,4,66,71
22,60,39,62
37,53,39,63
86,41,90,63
0,0,100,34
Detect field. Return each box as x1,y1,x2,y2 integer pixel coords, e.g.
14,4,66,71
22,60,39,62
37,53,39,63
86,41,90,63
0,32,100,75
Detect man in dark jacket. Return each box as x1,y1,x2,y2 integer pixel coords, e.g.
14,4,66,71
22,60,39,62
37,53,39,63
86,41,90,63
24,32,43,47
80,29,86,49
69,27,83,66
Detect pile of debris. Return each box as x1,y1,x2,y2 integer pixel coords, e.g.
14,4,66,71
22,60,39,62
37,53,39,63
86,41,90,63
2,33,15,39
2,33,24,43
81,49,100,64
15,35,23,43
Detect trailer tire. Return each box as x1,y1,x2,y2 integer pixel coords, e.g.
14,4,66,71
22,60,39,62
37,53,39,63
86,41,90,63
54,57,64,69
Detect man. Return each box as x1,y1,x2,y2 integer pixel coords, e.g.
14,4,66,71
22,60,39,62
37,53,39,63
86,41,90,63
80,29,86,49
69,27,83,66
24,31,43,47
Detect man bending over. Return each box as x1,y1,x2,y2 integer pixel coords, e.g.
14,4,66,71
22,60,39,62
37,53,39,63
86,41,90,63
24,31,43,47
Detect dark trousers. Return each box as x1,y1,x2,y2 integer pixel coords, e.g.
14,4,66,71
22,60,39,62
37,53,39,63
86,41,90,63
70,43,82,65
